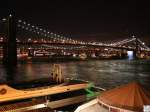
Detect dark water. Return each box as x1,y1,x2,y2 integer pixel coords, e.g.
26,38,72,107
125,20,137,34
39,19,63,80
0,60,150,89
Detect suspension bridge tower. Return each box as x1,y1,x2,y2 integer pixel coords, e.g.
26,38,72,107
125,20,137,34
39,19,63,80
133,37,139,59
3,14,17,66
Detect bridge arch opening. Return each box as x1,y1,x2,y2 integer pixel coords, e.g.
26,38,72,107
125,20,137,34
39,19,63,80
127,51,134,60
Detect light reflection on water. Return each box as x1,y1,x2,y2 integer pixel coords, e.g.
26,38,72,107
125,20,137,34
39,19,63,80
0,60,150,89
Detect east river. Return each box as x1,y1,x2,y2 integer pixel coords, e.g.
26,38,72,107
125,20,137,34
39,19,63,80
0,59,150,89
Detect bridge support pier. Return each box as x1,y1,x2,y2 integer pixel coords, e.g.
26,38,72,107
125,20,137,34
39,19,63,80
133,50,137,59
28,48,33,57
133,38,140,59
3,15,17,66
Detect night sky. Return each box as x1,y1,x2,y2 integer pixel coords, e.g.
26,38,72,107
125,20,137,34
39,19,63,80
1,0,150,43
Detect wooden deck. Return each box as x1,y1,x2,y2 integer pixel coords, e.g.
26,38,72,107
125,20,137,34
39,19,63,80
0,99,46,112
48,95,86,109
0,95,86,112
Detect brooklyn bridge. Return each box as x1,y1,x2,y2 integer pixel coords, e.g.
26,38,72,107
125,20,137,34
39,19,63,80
0,14,150,65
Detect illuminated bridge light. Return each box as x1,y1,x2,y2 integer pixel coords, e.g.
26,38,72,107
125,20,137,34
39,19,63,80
9,14,12,17
2,18,6,21
14,18,150,51
18,19,22,22
28,38,31,41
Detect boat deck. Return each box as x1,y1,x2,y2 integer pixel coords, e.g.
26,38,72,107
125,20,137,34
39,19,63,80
0,99,47,112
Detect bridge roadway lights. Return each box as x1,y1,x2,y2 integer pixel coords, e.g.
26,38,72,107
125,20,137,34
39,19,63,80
3,14,17,66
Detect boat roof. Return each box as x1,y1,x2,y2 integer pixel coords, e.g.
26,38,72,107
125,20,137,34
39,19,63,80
98,81,150,111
